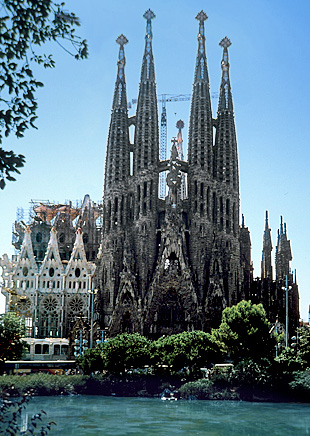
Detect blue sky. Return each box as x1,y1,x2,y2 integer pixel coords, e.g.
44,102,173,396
0,0,309,321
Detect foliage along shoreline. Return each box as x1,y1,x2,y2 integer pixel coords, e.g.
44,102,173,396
0,370,310,403
2,301,310,402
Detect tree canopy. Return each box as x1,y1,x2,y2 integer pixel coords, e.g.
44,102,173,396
213,300,277,362
153,331,221,376
100,333,151,375
0,311,26,363
0,0,88,189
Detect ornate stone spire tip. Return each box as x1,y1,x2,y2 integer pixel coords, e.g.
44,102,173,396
116,34,128,46
219,36,232,48
143,9,155,21
195,10,208,22
176,119,184,130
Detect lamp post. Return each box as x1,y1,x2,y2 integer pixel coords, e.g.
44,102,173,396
282,275,292,348
88,282,98,349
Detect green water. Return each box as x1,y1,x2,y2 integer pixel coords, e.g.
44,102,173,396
20,396,310,436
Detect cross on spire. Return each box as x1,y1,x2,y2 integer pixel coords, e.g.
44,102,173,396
195,10,208,22
116,34,128,47
143,9,155,21
219,36,232,49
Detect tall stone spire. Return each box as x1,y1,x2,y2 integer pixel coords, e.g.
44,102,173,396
211,37,239,238
104,34,130,193
131,9,159,299
275,216,292,280
261,211,273,280
188,10,213,174
133,9,159,175
214,37,238,191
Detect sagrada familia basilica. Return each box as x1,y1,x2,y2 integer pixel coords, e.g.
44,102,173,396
1,10,299,352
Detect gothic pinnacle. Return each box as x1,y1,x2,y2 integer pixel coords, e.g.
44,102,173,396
143,9,155,45
116,34,128,47
143,8,156,22
193,10,209,82
219,36,231,77
195,10,208,23
265,210,269,229
140,9,156,81
218,35,233,112
219,36,232,49
115,34,128,82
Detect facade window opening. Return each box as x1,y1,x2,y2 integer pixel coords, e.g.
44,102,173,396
200,203,204,217
36,232,42,243
144,181,147,198
61,345,68,355
226,199,230,216
194,180,198,196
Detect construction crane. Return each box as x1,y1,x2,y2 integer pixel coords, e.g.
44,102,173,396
158,95,190,198
127,92,218,199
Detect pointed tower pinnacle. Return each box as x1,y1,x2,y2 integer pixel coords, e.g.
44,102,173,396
275,216,293,280
194,10,209,82
103,35,130,231
261,211,273,280
214,36,239,193
218,36,233,111
112,34,128,109
133,9,159,174
188,10,213,173
141,9,156,81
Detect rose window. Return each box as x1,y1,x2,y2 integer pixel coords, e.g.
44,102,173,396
68,296,84,313
42,295,59,312
16,297,31,313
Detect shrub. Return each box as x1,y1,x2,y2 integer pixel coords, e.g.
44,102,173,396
0,374,88,396
179,378,239,400
289,369,310,401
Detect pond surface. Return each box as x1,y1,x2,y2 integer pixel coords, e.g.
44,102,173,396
20,396,310,436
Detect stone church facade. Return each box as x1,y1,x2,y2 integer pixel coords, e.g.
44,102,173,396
1,10,299,342
1,196,100,340
96,10,299,338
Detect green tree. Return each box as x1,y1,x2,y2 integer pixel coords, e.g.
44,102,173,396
0,0,88,189
152,331,222,376
275,326,310,373
0,312,26,364
294,326,310,367
100,333,151,375
212,300,276,362
76,347,104,374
